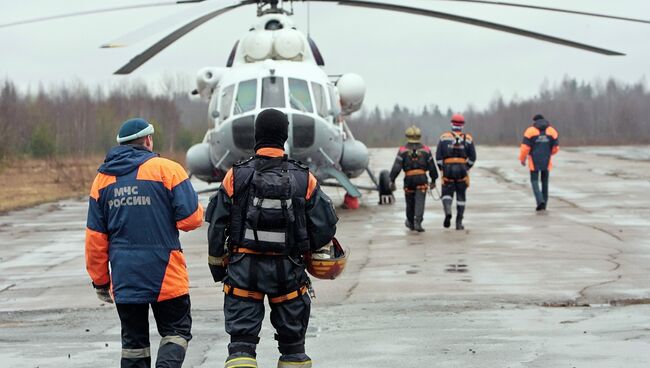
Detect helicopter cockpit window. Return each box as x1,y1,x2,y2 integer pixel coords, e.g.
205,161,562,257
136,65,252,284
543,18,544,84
220,85,235,120
261,77,286,108
288,78,313,113
234,79,257,115
311,82,328,118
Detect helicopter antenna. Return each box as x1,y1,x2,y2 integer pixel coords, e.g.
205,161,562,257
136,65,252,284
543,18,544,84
307,1,311,36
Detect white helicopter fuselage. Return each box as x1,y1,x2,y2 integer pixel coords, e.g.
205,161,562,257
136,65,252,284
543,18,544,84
186,13,369,189
207,60,344,180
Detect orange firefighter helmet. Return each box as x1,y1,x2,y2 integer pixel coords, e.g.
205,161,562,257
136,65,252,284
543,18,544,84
451,113,465,124
306,237,348,280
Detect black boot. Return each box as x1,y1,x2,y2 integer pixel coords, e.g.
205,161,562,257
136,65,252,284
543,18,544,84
413,218,425,232
405,219,414,230
455,205,465,230
455,217,464,230
442,199,452,229
278,353,312,368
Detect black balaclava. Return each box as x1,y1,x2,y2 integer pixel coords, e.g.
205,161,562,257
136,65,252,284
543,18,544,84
254,108,289,151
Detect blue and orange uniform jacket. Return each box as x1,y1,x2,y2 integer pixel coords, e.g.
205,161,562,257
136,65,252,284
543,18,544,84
85,145,203,304
519,119,560,171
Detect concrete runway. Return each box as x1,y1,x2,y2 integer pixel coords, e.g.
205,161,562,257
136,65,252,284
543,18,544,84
1,147,649,367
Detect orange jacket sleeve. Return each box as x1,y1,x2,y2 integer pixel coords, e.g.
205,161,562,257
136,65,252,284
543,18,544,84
85,173,115,286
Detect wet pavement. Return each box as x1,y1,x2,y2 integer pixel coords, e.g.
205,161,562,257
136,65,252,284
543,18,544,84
1,147,649,367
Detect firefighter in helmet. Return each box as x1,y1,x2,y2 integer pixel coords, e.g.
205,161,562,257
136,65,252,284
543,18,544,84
436,114,477,230
389,125,438,232
205,108,342,368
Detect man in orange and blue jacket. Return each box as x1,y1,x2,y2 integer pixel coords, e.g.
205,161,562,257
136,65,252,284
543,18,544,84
519,114,560,211
85,118,203,368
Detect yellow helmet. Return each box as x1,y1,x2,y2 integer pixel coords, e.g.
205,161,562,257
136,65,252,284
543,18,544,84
405,125,421,143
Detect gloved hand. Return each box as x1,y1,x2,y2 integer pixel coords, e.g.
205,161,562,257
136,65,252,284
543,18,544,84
520,159,526,167
390,181,396,192
209,265,227,283
429,181,436,190
94,284,113,304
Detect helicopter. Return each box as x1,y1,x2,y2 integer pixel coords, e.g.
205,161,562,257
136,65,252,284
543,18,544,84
3,0,647,207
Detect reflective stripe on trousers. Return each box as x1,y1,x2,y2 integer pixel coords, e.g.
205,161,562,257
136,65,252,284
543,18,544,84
122,347,151,359
161,335,188,349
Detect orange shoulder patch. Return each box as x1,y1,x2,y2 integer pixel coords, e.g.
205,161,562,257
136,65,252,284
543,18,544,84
90,173,116,200
221,168,234,197
523,127,539,139
137,157,189,190
306,172,318,200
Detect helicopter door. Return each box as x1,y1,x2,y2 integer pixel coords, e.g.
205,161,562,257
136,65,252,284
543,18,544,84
218,85,235,122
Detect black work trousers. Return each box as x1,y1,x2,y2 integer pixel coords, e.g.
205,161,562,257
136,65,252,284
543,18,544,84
224,253,311,356
405,188,427,226
441,180,468,217
116,294,192,368
530,170,549,206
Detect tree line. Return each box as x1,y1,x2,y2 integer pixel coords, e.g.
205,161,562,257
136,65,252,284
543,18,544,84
1,76,648,160
0,79,208,160
349,77,650,147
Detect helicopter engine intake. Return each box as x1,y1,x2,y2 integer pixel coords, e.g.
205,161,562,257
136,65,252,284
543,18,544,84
337,73,365,115
186,142,223,183
196,67,224,99
340,139,369,178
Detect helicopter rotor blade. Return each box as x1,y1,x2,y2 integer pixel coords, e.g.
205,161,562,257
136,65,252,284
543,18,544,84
0,1,208,29
101,1,221,48
113,1,256,75
427,0,650,25
314,0,624,56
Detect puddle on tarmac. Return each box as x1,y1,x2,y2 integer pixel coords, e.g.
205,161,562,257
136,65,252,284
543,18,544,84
445,263,469,273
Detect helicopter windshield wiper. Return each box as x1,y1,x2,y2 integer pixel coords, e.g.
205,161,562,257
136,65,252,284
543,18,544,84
290,94,308,112
234,101,243,115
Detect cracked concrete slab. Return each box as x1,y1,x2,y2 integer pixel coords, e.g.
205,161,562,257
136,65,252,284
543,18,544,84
0,147,649,367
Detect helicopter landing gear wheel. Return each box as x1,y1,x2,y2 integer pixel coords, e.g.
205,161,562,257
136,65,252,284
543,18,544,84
378,169,395,205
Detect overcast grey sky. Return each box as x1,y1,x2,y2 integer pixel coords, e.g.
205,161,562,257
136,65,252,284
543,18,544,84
1,0,649,112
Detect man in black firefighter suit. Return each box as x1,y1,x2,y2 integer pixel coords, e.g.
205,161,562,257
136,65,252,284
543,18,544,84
205,108,338,368
389,125,438,232
436,114,477,230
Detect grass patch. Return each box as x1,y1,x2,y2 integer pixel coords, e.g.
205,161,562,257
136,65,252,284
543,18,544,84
0,151,189,214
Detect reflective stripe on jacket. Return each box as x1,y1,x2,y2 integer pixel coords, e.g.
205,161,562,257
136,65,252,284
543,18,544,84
85,145,203,303
205,148,337,280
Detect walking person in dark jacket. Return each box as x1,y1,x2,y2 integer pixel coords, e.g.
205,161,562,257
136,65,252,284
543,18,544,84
85,118,204,367
436,114,477,230
205,108,339,368
519,114,560,211
389,125,438,232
